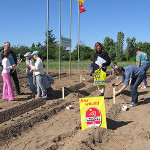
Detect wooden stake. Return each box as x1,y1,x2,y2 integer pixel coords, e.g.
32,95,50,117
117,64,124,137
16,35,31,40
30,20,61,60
113,87,115,104
80,74,82,83
62,87,64,99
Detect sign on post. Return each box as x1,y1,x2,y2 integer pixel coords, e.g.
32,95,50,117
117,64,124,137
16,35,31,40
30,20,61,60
60,36,71,48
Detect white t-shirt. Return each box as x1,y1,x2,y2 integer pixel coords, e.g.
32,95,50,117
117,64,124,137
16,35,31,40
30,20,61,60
31,57,44,76
2,58,12,73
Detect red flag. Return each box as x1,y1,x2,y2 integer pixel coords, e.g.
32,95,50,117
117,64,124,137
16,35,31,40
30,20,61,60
79,2,86,13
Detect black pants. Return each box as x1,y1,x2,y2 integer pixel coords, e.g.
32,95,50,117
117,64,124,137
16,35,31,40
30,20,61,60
10,69,20,94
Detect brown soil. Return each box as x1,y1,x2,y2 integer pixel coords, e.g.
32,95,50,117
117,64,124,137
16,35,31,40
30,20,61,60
0,69,150,150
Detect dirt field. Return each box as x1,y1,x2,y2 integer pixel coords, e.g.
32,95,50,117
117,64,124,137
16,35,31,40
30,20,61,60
0,69,150,150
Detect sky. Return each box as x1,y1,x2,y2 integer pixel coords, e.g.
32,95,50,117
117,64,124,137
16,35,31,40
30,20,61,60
0,0,150,51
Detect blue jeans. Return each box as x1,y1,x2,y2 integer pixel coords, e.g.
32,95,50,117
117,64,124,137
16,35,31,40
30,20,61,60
28,74,36,92
140,63,150,84
130,75,144,103
36,74,47,98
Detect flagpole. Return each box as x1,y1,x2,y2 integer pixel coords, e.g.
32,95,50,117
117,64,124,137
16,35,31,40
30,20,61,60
78,0,80,74
69,0,72,78
47,0,49,74
59,0,61,80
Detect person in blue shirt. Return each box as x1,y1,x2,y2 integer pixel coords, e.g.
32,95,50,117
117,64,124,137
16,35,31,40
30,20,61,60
136,47,150,88
114,65,145,107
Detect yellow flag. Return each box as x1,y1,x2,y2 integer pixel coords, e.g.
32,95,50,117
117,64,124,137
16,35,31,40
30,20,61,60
77,0,84,4
79,96,107,131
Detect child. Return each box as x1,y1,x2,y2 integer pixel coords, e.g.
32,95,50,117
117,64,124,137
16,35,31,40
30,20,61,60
43,73,54,97
89,63,93,76
111,62,118,75
24,52,36,99
1,50,16,100
113,62,118,72
29,51,47,99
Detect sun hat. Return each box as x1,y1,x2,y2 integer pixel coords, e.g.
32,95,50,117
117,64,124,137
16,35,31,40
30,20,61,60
24,52,32,57
31,51,40,55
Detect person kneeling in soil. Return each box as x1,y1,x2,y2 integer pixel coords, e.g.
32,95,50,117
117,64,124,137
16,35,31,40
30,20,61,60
1,50,16,101
24,52,36,99
28,51,47,100
114,65,145,107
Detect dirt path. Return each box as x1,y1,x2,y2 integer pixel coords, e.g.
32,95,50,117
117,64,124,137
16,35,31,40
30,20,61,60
0,69,150,150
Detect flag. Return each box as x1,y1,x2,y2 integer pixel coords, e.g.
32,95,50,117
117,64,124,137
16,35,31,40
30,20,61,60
79,2,86,13
77,0,84,4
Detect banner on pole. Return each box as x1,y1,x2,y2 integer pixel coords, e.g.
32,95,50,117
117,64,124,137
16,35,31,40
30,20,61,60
79,96,107,131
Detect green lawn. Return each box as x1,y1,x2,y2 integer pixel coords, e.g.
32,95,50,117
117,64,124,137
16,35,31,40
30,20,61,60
0,60,137,71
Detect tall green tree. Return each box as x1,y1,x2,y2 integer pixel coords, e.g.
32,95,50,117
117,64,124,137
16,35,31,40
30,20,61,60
42,30,59,60
115,32,124,61
103,37,116,61
125,37,136,61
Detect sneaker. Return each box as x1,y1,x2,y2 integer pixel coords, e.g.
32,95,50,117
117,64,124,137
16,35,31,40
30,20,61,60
130,102,138,107
28,95,35,99
42,95,47,100
141,85,147,89
127,102,132,105
17,92,24,95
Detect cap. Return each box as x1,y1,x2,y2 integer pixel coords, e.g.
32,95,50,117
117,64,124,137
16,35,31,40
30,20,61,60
24,52,31,57
31,51,40,55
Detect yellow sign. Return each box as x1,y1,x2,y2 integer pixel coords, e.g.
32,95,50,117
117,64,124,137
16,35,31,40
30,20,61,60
79,97,107,131
93,69,106,86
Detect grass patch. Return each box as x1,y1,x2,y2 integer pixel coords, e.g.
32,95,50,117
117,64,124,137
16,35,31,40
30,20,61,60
0,60,137,71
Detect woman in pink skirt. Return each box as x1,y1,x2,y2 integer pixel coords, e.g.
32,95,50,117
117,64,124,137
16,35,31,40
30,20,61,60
1,50,16,100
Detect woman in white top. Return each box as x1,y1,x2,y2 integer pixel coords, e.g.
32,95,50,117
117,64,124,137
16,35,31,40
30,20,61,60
1,50,16,100
29,51,47,99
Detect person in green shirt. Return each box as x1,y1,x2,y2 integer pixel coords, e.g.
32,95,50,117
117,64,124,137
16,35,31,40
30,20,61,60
136,47,150,88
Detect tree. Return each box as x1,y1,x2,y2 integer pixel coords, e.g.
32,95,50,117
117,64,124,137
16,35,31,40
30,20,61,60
42,30,59,60
0,46,4,51
115,32,124,61
71,45,94,61
103,37,116,61
31,43,35,48
11,45,30,55
36,42,41,48
125,37,136,61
